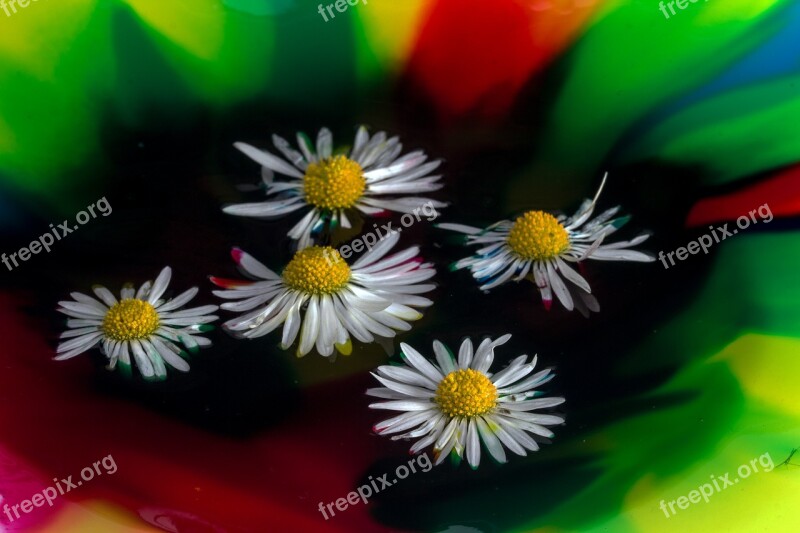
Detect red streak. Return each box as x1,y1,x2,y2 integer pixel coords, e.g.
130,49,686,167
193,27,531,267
686,165,800,228
0,294,393,532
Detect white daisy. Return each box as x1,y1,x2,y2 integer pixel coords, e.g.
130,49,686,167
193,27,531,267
211,231,436,357
56,267,219,380
439,173,654,314
224,126,447,248
368,334,564,469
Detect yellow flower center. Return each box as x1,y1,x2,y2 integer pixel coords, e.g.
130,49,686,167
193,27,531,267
435,369,498,418
303,155,366,210
507,210,570,261
282,246,351,294
102,299,160,341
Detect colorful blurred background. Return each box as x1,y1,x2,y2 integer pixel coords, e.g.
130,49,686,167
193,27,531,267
2,0,800,531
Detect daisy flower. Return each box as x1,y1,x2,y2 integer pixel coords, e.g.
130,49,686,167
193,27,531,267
211,231,435,357
56,267,219,380
224,126,447,247
368,334,564,468
439,173,654,314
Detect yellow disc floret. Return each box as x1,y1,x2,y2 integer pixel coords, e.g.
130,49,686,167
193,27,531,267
507,210,570,261
282,246,351,294
303,155,366,210
435,368,498,418
102,299,160,341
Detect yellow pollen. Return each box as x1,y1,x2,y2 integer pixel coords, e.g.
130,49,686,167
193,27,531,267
507,210,570,261
102,299,160,341
303,155,366,210
282,246,351,295
435,369,498,418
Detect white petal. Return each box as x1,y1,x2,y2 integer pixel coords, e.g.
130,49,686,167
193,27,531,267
272,134,307,170
120,284,136,299
376,365,438,389
160,315,217,326
295,131,317,163
374,410,432,435
69,292,108,312
588,248,655,262
315,296,337,357
350,126,370,160
433,341,456,374
297,295,320,356
362,150,428,180
316,127,333,160
147,267,172,304
287,208,321,241
92,286,118,307
471,334,511,374
351,231,401,269
500,397,566,411
545,260,574,310
150,336,190,372
491,359,534,389
56,331,103,355
129,339,155,378
66,318,102,328
400,343,444,383
141,340,167,379
223,198,306,218
371,373,435,399
476,416,507,464
59,326,100,339
555,257,591,293
57,301,106,317
232,248,280,280
499,368,555,395
368,400,436,411
234,142,304,178
160,305,218,319
485,415,527,456
135,280,152,300
341,286,391,312
437,222,484,235
434,418,459,451
495,415,541,452
458,338,473,369
332,293,374,343
155,287,199,312
280,297,303,349
355,246,420,275
466,419,481,468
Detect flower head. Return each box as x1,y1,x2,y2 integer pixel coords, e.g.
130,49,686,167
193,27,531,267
223,126,447,248
56,267,219,380
439,173,654,314
211,232,436,357
368,334,564,469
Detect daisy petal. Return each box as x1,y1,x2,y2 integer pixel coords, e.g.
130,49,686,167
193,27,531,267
234,142,304,178
400,343,444,383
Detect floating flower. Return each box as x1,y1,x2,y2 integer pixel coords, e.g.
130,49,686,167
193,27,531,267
211,232,435,357
224,126,447,247
438,173,654,314
56,267,219,380
368,334,564,468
